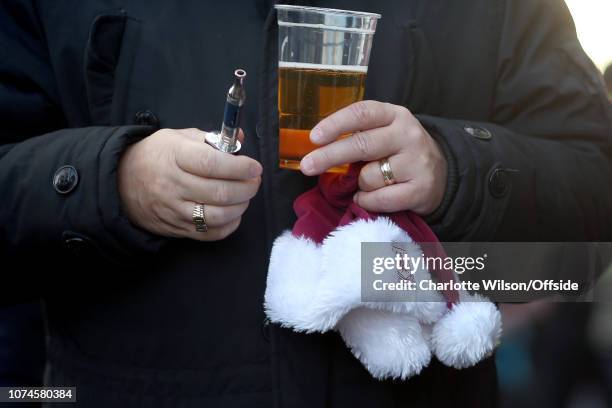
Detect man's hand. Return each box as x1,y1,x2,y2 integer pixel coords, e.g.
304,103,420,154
300,100,447,215
118,128,262,241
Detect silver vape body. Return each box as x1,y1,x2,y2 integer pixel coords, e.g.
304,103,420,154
204,69,246,154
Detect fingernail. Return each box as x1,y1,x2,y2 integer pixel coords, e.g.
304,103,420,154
310,128,323,144
301,156,314,175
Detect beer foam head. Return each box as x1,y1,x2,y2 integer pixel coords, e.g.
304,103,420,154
279,61,368,73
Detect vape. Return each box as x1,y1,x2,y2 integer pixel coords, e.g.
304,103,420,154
204,69,246,154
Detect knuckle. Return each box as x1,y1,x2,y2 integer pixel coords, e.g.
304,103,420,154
352,131,373,158
358,170,367,187
179,128,200,141
394,104,411,117
349,101,373,125
420,151,435,171
358,168,375,190
169,140,182,167
312,149,332,169
200,151,218,175
403,125,423,142
213,182,230,204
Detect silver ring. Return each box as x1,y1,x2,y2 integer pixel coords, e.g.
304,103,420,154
379,158,396,186
192,203,208,232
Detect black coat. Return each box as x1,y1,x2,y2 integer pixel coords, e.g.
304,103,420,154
1,0,611,407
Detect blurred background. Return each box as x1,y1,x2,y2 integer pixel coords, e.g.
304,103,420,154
564,0,612,100
565,0,612,73
496,4,612,407
0,1,611,408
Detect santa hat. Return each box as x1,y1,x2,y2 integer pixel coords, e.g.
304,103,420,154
265,163,502,379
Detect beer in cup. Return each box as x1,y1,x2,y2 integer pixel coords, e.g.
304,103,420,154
275,5,381,173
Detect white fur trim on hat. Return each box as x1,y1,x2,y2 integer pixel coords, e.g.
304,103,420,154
264,231,325,332
430,293,502,369
318,217,447,320
313,218,413,330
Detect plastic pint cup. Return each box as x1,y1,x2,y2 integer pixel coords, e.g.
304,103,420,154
275,5,381,173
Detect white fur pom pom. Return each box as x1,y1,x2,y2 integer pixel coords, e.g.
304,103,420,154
337,308,432,380
431,293,502,369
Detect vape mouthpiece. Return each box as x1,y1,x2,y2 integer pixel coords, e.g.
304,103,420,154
204,68,247,154
234,69,246,86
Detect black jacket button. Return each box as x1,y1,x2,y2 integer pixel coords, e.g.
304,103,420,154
62,232,95,258
464,125,492,140
53,165,79,194
135,110,160,129
489,168,510,198
63,237,87,257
